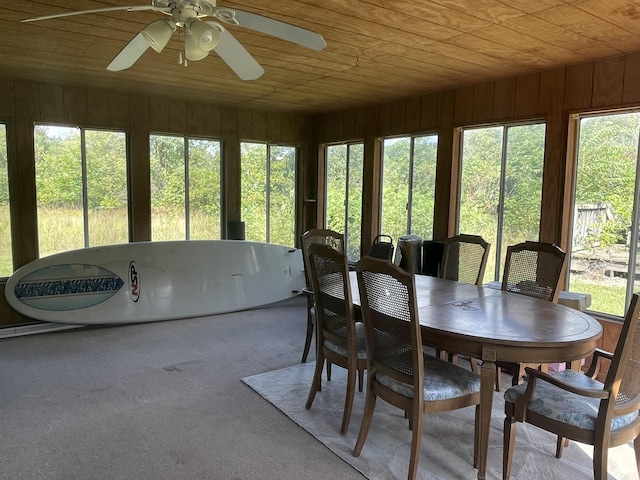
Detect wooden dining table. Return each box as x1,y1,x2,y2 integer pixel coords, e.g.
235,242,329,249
349,271,603,480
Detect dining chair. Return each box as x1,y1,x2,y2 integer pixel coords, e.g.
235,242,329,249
300,229,345,363
305,243,366,435
440,234,490,285
496,241,566,390
367,234,394,260
438,233,490,370
353,256,481,480
503,293,640,480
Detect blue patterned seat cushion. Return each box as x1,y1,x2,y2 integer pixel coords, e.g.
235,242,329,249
504,369,638,431
376,354,481,401
323,322,367,360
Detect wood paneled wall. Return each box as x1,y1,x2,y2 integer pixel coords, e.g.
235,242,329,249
312,52,640,255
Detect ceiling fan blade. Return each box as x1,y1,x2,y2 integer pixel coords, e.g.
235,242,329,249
210,23,264,81
107,33,151,71
21,5,161,23
214,8,326,51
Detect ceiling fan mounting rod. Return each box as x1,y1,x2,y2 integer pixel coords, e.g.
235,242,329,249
156,0,218,18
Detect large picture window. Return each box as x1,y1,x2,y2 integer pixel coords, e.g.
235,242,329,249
568,111,640,317
458,122,545,282
35,125,129,256
0,123,11,275
380,134,438,243
241,142,296,246
150,135,222,241
325,142,363,260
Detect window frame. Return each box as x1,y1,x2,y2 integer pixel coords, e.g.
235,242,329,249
323,141,364,261
0,121,12,275
566,109,640,318
150,133,223,241
454,119,547,282
34,124,130,254
379,132,439,241
240,140,298,245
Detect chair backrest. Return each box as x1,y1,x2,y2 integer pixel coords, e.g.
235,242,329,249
605,293,640,418
368,234,394,260
356,256,422,393
440,234,490,285
501,241,566,302
307,243,356,348
301,229,345,289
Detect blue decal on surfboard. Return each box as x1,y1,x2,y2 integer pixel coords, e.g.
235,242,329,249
14,264,124,311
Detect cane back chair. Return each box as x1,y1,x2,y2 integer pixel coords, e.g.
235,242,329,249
305,243,366,434
353,256,481,480
503,293,640,480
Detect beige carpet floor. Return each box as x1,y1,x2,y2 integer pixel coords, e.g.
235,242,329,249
243,362,637,480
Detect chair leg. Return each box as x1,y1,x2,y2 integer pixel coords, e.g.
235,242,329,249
503,413,517,480
555,436,567,458
301,310,314,363
592,441,608,480
473,405,480,468
340,360,357,434
634,435,640,478
406,406,424,480
353,386,377,457
512,364,525,387
358,368,364,392
495,366,502,392
305,355,324,410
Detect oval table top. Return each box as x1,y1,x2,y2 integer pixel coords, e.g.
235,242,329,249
350,271,602,358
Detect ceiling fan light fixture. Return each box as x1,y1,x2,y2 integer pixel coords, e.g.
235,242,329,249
188,19,221,52
141,19,174,53
185,34,209,61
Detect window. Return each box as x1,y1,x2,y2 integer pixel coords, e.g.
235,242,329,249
458,122,545,282
0,123,11,275
241,142,296,246
150,135,222,241
325,142,363,261
380,134,438,242
35,125,129,256
568,111,640,317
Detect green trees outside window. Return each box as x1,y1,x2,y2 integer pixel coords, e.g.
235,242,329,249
569,112,640,317
241,142,296,247
326,143,363,260
380,135,438,243
0,124,10,276
150,135,221,241
35,125,129,257
458,123,545,282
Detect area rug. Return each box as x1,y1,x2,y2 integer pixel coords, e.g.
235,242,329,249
242,362,636,480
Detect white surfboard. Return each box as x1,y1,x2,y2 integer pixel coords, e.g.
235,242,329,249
5,240,305,325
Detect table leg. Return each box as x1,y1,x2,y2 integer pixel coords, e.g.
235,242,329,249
477,358,495,480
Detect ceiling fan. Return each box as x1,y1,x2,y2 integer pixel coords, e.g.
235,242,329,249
21,0,326,80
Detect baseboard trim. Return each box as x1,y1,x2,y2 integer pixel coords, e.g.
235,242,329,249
0,322,83,339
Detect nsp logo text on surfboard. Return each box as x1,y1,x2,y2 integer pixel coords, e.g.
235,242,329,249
129,261,140,302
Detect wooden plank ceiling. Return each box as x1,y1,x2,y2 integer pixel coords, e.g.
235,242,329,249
2,0,640,114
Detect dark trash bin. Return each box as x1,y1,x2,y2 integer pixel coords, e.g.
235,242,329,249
397,235,423,274
422,240,445,277
227,221,246,240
